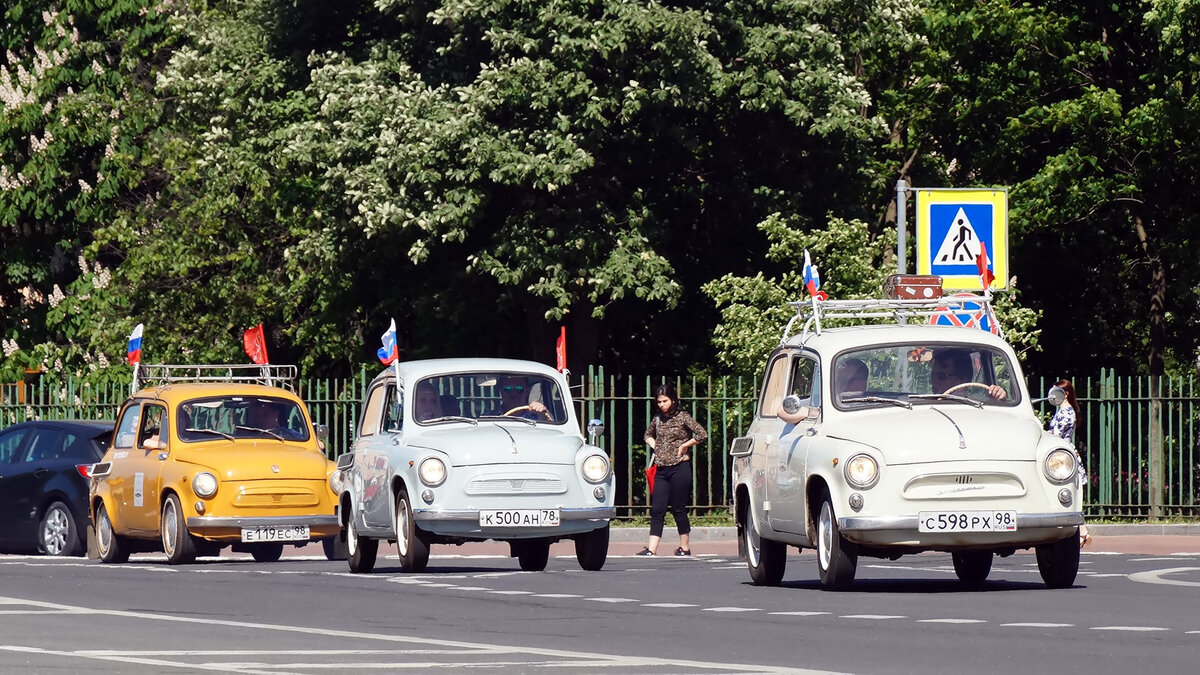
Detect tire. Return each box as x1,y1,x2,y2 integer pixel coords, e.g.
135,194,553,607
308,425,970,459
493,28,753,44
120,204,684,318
346,511,377,573
322,535,349,561
744,509,786,586
95,503,130,564
251,543,284,563
395,492,430,572
951,551,993,584
574,524,609,571
161,493,198,565
516,540,551,571
40,501,83,557
1036,532,1080,589
816,492,858,591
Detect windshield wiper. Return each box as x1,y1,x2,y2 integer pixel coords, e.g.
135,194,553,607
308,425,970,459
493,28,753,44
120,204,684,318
184,427,235,441
478,415,537,426
422,416,478,426
839,396,912,410
235,425,286,440
908,394,984,409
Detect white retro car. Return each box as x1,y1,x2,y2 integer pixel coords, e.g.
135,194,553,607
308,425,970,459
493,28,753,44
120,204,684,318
731,293,1084,590
333,358,615,573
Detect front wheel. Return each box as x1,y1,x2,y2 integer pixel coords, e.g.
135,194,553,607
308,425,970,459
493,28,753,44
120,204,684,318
574,524,609,571
95,503,129,564
161,494,198,565
346,512,378,573
251,543,284,563
40,501,82,556
816,492,858,591
744,509,786,586
516,540,551,571
951,551,993,584
1036,532,1080,588
395,492,431,572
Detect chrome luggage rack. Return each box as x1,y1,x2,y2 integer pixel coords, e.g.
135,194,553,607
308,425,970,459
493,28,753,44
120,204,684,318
133,364,297,392
781,291,999,342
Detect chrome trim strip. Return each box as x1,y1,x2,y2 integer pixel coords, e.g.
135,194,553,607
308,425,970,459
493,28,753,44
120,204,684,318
839,512,1084,531
186,515,339,528
413,507,616,522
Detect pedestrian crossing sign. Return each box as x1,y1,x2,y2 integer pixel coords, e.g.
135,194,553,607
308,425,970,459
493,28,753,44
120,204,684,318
915,188,1008,291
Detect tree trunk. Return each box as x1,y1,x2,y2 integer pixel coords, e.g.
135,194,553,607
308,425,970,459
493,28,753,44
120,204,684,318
1133,210,1166,517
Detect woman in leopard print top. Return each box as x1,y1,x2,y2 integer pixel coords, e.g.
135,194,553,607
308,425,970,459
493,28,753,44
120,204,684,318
638,384,707,556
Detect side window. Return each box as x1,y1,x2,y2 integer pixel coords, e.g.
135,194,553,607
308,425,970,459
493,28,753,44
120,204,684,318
114,404,141,449
383,384,403,431
0,428,29,464
758,354,791,418
23,429,66,462
138,405,166,448
789,358,820,408
359,383,388,436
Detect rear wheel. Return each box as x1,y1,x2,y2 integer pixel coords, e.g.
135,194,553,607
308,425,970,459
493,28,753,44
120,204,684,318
96,503,129,564
161,494,198,565
816,492,858,591
251,543,284,563
574,524,609,571
744,509,786,586
395,491,431,572
952,551,993,584
40,501,82,557
516,540,551,571
346,511,377,573
1036,532,1080,588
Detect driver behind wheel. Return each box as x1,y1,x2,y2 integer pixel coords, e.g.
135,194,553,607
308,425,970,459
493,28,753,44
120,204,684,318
930,349,1006,401
489,376,549,420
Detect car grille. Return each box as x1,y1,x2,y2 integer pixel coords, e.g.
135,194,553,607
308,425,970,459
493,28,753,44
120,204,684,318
464,473,568,496
902,472,1026,499
234,487,320,507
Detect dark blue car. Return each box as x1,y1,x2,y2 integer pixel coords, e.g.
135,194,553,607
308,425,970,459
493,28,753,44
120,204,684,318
0,420,113,556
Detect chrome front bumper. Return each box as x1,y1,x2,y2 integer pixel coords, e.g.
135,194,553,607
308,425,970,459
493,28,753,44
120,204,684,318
413,507,616,522
187,515,340,528
840,511,1085,531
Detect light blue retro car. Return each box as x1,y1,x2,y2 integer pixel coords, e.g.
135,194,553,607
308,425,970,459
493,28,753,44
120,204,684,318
333,358,615,573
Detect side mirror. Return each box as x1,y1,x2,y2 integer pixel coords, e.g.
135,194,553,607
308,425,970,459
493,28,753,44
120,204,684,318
586,418,605,440
313,423,330,442
1034,385,1066,406
781,395,803,416
779,395,817,425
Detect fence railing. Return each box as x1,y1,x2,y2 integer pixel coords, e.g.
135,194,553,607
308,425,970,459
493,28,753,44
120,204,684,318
4,367,1197,520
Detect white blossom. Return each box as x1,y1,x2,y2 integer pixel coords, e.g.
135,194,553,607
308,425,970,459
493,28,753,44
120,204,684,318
48,284,65,307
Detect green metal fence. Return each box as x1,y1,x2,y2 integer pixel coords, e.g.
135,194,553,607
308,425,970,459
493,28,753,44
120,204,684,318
5,367,1198,520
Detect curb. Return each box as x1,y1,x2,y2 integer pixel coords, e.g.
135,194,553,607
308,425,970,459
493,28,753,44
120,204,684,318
610,524,1200,542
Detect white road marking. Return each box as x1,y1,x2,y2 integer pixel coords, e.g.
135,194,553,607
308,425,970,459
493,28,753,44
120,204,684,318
586,597,638,603
1131,557,1183,562
642,603,699,608
1091,626,1170,632
841,615,906,620
917,619,987,624
486,590,533,595
1127,567,1200,588
703,607,760,613
532,593,581,598
1001,623,1073,628
769,611,830,616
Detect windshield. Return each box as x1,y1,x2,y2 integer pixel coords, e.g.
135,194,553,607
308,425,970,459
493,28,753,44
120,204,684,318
832,343,1021,409
177,396,311,442
409,372,568,425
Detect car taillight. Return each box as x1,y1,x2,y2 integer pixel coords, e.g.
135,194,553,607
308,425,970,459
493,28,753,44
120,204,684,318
76,464,92,478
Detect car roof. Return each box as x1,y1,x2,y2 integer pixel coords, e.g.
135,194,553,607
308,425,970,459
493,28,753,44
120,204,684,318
2,419,113,434
371,358,565,385
785,323,1014,355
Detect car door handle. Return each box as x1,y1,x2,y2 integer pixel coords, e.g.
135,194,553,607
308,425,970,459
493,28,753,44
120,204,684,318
157,453,169,461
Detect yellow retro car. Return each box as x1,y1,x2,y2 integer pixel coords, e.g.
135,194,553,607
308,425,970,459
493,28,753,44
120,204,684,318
89,365,340,564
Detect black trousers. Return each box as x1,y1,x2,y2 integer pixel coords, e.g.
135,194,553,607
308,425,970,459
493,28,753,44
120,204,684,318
649,461,692,538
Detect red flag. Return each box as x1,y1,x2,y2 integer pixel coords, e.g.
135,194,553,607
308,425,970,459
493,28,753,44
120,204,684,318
243,324,269,364
555,326,567,372
977,242,995,290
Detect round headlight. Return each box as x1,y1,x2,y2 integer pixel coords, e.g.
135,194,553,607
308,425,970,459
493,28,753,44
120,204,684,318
581,453,611,483
418,457,446,487
328,470,343,495
1044,449,1077,483
192,472,218,498
844,454,878,489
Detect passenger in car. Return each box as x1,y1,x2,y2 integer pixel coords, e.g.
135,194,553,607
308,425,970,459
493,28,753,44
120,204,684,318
414,382,444,421
836,358,869,400
930,349,1006,400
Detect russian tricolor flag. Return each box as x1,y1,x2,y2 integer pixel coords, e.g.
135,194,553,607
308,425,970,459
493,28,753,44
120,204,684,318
377,319,398,365
803,250,827,300
127,323,144,365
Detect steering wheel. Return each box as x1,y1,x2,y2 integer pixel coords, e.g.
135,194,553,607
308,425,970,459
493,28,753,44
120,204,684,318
503,405,554,421
942,382,991,396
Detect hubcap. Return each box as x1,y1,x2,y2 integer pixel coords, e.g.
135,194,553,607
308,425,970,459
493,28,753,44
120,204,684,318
43,507,68,555
98,509,112,553
819,503,832,569
347,518,358,556
163,500,177,554
745,518,761,567
397,500,410,556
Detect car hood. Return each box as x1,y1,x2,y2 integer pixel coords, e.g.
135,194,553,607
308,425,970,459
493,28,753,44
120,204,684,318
173,443,331,481
825,406,1045,464
411,425,584,466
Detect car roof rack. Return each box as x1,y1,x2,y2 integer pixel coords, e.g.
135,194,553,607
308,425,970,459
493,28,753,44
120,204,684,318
133,364,297,392
781,291,1000,342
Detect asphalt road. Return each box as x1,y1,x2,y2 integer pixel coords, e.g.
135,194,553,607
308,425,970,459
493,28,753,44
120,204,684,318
2,535,1199,674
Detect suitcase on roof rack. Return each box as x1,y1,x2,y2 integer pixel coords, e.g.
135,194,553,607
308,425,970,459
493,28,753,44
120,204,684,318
884,275,943,300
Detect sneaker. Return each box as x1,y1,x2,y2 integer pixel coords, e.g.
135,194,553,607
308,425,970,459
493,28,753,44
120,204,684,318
636,547,655,556
674,547,691,557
